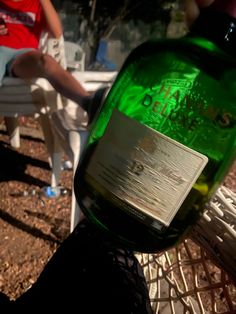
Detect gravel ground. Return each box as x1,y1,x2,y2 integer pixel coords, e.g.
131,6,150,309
0,117,72,300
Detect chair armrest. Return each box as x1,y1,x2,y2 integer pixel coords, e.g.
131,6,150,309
39,32,67,69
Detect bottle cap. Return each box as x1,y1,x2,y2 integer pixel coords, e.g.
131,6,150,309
211,0,236,19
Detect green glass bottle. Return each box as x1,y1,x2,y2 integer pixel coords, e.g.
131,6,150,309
74,0,236,253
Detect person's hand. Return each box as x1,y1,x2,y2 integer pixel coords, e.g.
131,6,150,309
0,25,8,35
0,18,8,35
184,0,215,27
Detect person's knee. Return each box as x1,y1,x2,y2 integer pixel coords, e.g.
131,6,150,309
12,51,61,79
11,50,47,78
39,53,62,78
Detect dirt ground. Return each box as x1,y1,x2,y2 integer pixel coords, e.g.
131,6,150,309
0,117,72,301
0,117,235,307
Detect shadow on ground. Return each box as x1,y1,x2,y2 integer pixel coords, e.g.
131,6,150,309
0,137,50,187
0,208,61,244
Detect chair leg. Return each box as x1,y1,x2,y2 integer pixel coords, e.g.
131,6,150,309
51,150,63,187
4,117,20,148
70,190,85,233
39,114,63,187
69,130,89,232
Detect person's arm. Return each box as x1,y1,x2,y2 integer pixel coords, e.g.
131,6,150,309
39,0,63,38
183,0,215,27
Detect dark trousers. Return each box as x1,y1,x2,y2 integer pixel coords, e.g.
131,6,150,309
5,219,152,313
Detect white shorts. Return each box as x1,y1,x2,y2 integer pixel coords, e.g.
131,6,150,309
0,46,34,85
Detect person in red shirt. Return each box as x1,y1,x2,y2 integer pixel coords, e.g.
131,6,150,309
0,0,106,129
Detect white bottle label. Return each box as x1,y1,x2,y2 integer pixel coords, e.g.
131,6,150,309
86,110,208,227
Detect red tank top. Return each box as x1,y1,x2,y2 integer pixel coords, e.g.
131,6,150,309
0,0,45,49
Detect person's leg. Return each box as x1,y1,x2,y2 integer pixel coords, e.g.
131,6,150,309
9,50,108,128
10,50,90,107
0,46,19,85
15,219,152,313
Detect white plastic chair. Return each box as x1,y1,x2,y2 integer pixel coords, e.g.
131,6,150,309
0,32,66,187
64,41,86,71
51,70,117,231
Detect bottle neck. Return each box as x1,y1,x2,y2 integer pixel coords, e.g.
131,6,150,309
190,8,236,56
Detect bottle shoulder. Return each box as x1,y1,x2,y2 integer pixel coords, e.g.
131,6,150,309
130,36,236,63
119,36,236,82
